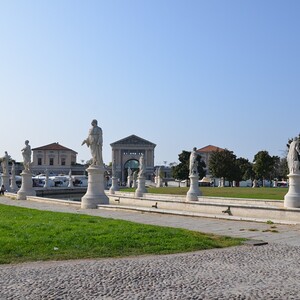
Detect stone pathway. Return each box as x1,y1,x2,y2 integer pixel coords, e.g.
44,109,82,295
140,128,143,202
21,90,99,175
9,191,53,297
1,196,300,299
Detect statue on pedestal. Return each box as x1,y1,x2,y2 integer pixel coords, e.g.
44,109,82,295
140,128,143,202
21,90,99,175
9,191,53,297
10,162,18,191
186,147,201,201
81,119,108,208
135,154,147,197
17,141,36,199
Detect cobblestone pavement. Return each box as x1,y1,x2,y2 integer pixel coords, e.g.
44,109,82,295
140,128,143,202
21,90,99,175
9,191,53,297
1,196,300,299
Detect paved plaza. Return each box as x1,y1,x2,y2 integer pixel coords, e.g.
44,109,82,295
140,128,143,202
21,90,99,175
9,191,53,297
1,196,300,299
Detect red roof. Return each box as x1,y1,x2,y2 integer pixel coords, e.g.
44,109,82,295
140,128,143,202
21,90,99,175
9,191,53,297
32,142,77,154
197,145,224,153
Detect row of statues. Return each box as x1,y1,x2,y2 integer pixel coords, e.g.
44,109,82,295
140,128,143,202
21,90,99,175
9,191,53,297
0,139,32,176
3,121,299,180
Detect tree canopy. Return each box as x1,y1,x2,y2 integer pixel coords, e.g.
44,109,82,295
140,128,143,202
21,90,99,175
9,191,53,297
209,149,238,183
253,150,279,185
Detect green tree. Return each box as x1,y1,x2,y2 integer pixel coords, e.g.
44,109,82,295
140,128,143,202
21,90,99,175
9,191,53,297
275,157,288,180
172,150,206,182
236,157,255,182
208,149,237,185
253,151,277,186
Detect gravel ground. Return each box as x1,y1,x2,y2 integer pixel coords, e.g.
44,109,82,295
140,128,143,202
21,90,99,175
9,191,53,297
1,243,300,300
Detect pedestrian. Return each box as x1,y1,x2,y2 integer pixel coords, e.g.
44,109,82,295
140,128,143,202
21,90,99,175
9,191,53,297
0,184,5,195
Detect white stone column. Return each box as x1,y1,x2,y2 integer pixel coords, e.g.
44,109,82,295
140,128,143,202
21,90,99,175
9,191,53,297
284,174,300,208
17,171,36,200
81,165,109,208
186,174,201,201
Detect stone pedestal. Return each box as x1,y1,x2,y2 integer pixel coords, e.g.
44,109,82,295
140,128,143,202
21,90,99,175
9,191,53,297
44,179,49,188
68,178,74,188
109,176,119,194
10,175,18,192
81,165,109,209
156,177,162,188
284,173,300,208
17,171,36,200
132,179,137,188
135,176,147,197
186,174,201,201
127,176,132,188
1,175,12,192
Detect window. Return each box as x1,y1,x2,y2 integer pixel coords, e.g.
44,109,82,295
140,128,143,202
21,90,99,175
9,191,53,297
61,158,66,166
38,158,42,165
49,158,54,165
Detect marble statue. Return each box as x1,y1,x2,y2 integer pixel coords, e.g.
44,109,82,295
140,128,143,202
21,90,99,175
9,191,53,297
21,140,32,172
133,170,137,181
155,167,160,178
44,169,49,188
138,153,145,177
11,162,15,177
68,169,74,188
158,166,161,177
112,159,116,177
10,162,18,191
82,119,103,166
1,151,10,175
189,147,198,175
287,137,300,174
186,147,202,200
128,167,132,177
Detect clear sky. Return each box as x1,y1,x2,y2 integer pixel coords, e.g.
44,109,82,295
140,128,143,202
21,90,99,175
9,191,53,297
1,0,299,166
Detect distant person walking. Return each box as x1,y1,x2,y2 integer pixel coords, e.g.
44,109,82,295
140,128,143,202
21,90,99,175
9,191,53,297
0,184,5,195
82,119,103,166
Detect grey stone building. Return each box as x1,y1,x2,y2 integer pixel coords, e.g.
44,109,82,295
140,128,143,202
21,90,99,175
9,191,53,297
110,135,156,183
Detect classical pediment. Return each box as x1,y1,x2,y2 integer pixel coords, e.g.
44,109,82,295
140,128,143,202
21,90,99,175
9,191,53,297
111,135,156,147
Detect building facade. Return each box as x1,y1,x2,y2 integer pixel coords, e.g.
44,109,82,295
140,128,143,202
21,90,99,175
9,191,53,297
31,142,84,175
197,145,224,175
110,135,156,183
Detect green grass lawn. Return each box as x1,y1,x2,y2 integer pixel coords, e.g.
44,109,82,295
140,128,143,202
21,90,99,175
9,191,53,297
0,204,244,264
122,187,287,200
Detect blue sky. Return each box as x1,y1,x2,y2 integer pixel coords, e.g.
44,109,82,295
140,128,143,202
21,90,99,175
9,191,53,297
1,0,299,166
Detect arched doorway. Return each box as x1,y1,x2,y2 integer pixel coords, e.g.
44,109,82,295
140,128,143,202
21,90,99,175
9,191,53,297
124,159,139,178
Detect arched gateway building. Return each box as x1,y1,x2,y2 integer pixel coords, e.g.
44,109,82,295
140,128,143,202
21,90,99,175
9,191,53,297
110,135,156,183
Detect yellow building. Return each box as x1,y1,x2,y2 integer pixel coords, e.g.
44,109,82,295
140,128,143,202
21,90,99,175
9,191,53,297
31,142,83,175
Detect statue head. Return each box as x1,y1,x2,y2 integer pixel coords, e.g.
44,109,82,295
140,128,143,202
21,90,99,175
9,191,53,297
91,119,98,126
